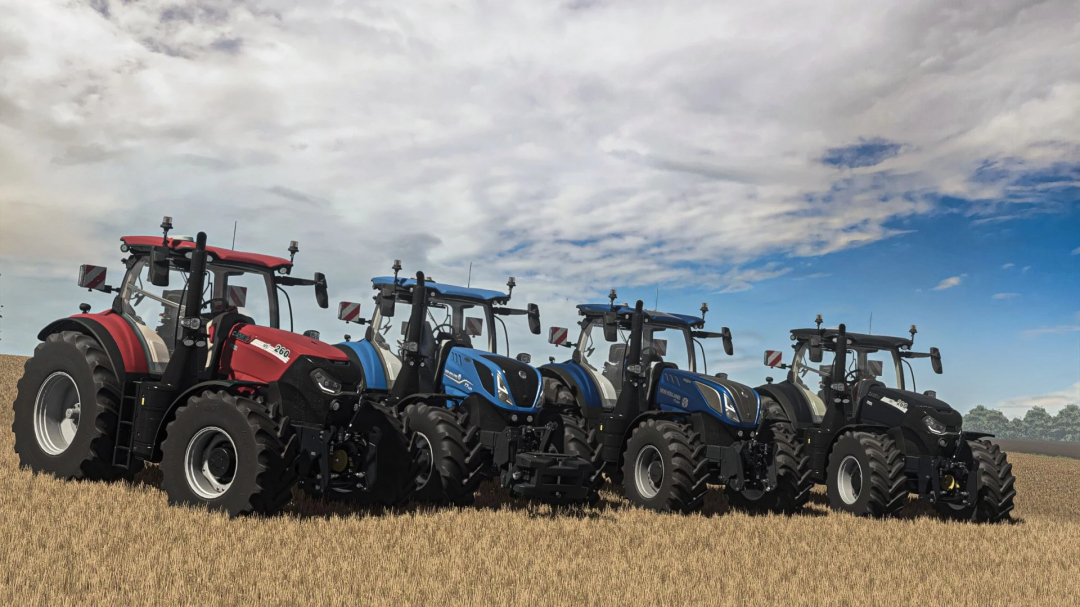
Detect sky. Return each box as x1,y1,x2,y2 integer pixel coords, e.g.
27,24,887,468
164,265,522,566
0,0,1077,417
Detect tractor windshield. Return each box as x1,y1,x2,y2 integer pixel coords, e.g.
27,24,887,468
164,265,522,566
791,342,904,395
577,318,693,394
120,257,277,373
370,294,498,363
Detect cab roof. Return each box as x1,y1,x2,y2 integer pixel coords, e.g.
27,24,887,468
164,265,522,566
576,304,705,329
371,276,509,304
120,236,293,272
790,328,913,350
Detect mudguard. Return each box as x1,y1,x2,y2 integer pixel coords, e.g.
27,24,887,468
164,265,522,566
38,313,150,380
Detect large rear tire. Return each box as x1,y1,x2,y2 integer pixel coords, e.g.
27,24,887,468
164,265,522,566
826,430,906,517
403,402,481,505
160,390,297,517
621,418,709,513
935,439,1016,523
724,420,812,514
12,331,142,481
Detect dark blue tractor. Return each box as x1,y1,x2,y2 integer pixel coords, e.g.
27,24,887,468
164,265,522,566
540,294,811,514
334,265,597,505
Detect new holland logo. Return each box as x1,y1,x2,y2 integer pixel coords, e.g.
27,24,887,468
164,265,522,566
444,370,473,391
518,370,528,380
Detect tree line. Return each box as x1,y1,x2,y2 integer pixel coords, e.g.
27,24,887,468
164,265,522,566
963,404,1080,442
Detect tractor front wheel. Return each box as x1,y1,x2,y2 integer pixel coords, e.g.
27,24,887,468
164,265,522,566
12,331,142,481
621,418,709,513
826,431,906,518
402,402,481,505
935,439,1016,523
725,420,812,515
159,391,297,517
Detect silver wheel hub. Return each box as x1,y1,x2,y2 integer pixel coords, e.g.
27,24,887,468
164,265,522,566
634,445,664,499
185,427,237,499
837,455,863,505
414,432,434,489
34,372,81,455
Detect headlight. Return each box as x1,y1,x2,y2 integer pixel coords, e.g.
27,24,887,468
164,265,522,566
923,415,947,435
495,372,514,406
310,369,343,395
697,382,740,422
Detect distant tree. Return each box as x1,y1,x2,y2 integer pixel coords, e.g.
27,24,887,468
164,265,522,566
1020,407,1054,441
1052,404,1080,442
964,406,1011,437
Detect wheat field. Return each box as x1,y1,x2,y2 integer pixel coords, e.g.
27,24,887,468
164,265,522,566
1,354,1078,606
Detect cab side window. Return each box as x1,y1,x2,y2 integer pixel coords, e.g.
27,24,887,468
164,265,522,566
121,259,187,373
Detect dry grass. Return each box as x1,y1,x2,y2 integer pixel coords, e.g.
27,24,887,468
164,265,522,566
1,354,1078,606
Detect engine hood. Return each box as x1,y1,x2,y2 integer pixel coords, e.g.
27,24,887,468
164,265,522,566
233,324,350,364
442,347,542,411
865,385,955,414
656,369,760,427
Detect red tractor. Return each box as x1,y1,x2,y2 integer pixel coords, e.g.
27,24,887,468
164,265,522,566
12,218,413,516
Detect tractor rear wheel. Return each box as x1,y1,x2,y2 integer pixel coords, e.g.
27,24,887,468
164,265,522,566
935,439,1016,523
403,402,481,505
724,420,812,514
621,418,709,513
160,390,297,517
13,331,142,481
826,431,906,517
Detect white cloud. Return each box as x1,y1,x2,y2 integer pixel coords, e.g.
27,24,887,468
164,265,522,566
1072,246,1080,255
995,381,1080,417
992,292,1019,299
1,0,1079,353
1022,266,1032,273
932,275,965,290
1002,263,1015,269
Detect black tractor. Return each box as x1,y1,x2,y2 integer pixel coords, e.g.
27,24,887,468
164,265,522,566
757,317,1016,522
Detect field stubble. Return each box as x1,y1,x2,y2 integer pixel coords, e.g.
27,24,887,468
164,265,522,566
1,355,1078,606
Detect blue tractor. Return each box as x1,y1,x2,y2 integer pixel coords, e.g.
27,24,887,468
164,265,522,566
541,294,811,514
334,264,597,505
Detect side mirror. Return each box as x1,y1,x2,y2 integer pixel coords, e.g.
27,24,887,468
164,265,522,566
465,317,484,337
809,336,823,363
314,272,328,309
721,327,733,356
527,303,541,335
602,311,618,343
77,265,108,291
930,347,943,374
764,350,783,367
149,246,171,287
548,326,569,346
338,301,362,323
379,286,396,317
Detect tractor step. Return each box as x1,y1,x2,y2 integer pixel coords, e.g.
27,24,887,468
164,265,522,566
504,452,595,504
111,383,141,469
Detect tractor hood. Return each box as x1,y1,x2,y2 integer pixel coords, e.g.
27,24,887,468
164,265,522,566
442,347,542,412
865,385,955,414
655,369,760,428
233,325,350,364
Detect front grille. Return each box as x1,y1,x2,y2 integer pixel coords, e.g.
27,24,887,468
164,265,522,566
712,376,759,424
483,355,539,408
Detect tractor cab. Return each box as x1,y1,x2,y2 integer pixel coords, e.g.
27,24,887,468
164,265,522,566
762,322,944,430
336,264,540,400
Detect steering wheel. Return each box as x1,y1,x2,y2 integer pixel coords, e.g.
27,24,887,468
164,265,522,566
639,346,660,364
431,322,454,337
844,369,861,386
201,298,231,314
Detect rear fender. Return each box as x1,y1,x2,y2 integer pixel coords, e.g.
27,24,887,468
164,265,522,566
756,381,816,428
961,431,993,441
37,313,150,381
540,362,603,413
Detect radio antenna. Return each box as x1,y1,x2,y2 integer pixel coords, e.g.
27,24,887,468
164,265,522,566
231,221,237,250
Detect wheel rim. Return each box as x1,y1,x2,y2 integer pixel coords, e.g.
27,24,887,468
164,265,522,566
837,455,863,505
634,445,664,499
33,372,81,455
185,427,238,499
413,432,434,489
